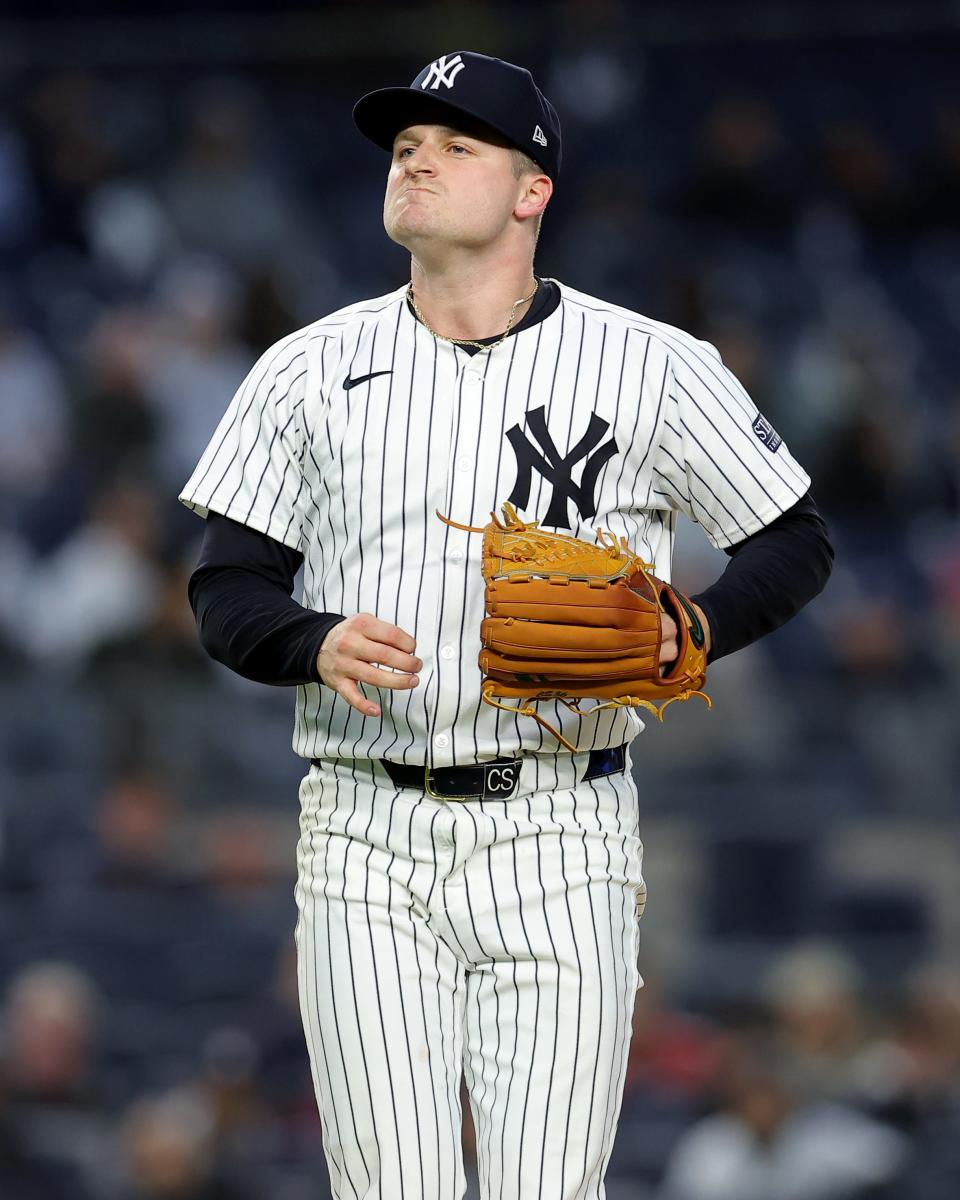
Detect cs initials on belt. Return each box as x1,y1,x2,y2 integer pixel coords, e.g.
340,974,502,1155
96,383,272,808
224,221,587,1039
482,762,518,798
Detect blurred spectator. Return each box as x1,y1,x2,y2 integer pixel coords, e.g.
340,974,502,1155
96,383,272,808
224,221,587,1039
18,471,163,666
886,964,960,1112
549,47,641,126
235,267,301,355
625,974,726,1101
2,963,110,1191
118,1088,249,1200
763,941,871,1101
143,256,250,490
84,181,179,288
817,565,917,687
553,166,682,304
86,553,209,686
814,398,924,539
89,770,187,891
785,285,923,490
703,318,773,417
882,965,960,1196
197,1028,280,1181
251,941,321,1144
83,553,220,774
668,96,798,237
656,1033,909,1200
0,1064,95,1199
71,307,159,486
913,100,960,232
609,976,726,1191
162,80,303,271
23,73,116,255
0,527,34,670
4,962,103,1107
203,812,287,905
0,313,68,521
0,118,39,261
815,121,912,241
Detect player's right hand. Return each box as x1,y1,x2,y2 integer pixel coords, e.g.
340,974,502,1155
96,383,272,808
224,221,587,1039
316,614,421,717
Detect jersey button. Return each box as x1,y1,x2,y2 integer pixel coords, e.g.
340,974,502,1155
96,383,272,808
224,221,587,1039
449,548,465,563
434,733,450,749
440,644,456,660
456,456,471,472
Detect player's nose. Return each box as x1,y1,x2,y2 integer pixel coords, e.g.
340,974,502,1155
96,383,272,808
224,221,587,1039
403,147,438,176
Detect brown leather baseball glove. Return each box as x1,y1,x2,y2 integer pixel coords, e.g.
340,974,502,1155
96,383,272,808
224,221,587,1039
438,502,711,752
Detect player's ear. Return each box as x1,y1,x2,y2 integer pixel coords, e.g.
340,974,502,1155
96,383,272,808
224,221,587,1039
515,173,552,222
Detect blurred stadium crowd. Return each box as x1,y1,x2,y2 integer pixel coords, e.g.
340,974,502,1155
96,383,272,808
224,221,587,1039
0,10,959,1199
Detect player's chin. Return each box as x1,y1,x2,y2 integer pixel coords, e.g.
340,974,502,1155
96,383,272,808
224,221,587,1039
384,209,440,247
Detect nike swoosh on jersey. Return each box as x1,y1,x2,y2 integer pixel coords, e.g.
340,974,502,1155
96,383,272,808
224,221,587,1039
343,370,393,390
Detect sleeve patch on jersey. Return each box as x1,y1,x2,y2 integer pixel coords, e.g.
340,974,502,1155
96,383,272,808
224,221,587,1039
752,414,782,453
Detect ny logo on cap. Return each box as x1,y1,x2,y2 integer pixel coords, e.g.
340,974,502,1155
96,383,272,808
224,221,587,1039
421,54,465,91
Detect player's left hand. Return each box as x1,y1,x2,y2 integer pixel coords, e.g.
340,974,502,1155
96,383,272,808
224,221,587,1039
658,610,679,672
659,604,711,673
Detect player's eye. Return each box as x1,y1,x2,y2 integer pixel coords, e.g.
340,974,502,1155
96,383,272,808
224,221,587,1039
448,143,469,154
396,146,414,159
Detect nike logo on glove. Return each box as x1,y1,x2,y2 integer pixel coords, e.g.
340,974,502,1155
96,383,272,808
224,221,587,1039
343,370,393,391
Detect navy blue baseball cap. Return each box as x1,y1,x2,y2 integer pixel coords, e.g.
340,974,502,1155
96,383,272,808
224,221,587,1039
353,51,561,179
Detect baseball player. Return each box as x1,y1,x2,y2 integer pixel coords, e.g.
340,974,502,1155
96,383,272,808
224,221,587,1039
181,52,833,1200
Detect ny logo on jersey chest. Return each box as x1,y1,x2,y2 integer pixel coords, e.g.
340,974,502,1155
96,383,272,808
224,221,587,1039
506,406,618,530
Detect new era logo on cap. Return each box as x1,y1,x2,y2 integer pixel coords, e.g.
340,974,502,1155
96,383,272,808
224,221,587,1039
532,125,548,146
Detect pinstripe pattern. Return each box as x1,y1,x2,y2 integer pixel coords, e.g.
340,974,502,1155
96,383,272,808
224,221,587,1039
295,751,644,1200
180,279,809,766
176,277,813,1196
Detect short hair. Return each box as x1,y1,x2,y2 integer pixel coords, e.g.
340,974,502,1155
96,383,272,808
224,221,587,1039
510,148,543,179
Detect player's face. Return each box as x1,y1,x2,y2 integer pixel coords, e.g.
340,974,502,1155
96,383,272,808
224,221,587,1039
383,123,529,252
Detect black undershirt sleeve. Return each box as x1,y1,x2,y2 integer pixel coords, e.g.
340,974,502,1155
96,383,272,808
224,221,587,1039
187,493,833,686
689,492,834,662
187,513,345,686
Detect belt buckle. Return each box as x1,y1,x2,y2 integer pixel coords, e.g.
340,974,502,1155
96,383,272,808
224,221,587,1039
423,766,446,800
424,766,480,801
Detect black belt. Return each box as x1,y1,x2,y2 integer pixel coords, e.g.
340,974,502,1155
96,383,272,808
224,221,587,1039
356,744,627,800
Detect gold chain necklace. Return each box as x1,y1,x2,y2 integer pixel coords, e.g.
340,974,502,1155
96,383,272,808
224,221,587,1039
407,279,539,352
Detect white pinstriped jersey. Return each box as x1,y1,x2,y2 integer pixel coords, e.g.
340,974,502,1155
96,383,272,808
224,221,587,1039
180,279,810,766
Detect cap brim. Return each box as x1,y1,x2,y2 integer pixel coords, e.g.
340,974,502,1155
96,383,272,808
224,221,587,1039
353,87,522,159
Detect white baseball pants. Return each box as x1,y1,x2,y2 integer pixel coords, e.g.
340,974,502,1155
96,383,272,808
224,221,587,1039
294,749,645,1200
